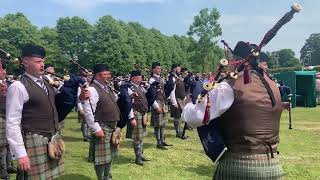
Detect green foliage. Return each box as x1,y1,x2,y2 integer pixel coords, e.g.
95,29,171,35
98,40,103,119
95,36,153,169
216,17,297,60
187,8,224,72
300,33,320,66
267,49,301,69
0,13,197,75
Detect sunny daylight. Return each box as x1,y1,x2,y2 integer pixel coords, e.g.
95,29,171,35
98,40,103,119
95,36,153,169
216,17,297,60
0,0,319,180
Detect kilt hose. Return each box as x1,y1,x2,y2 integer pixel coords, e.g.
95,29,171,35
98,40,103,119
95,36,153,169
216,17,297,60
88,122,118,165
16,133,64,180
0,115,7,147
151,100,167,128
170,98,186,119
126,111,147,142
214,152,283,180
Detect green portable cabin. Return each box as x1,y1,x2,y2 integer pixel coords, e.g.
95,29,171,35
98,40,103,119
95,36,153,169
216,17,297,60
274,71,317,107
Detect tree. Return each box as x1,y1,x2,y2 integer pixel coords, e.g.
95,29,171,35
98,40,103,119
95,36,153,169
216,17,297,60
268,49,301,68
300,33,320,66
187,8,223,72
56,16,93,72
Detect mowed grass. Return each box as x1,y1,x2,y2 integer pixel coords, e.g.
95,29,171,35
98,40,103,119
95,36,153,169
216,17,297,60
55,107,320,180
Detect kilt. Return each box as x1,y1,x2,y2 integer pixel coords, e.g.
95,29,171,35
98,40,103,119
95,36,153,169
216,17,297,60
214,152,283,180
151,100,167,128
0,115,7,147
170,98,186,119
88,122,118,165
17,133,64,180
126,111,146,142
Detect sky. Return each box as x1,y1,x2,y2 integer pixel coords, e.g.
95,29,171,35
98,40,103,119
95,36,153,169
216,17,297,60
0,0,318,58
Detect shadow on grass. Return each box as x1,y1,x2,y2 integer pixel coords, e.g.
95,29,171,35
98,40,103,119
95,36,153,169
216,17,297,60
186,164,214,177
63,135,84,142
120,141,155,150
113,154,134,165
57,173,92,180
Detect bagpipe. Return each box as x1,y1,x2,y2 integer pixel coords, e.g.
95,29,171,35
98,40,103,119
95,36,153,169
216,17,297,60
194,3,301,163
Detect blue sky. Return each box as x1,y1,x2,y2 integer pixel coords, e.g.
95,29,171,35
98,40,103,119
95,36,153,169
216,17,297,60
0,0,318,57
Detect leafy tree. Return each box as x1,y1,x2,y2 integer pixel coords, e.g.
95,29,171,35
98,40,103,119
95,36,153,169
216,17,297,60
187,8,223,72
300,33,320,66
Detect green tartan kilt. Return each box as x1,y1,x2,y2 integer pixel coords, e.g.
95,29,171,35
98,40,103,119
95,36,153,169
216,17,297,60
170,98,185,119
151,100,167,127
214,152,283,180
0,115,7,146
16,133,64,180
88,124,118,165
126,111,146,141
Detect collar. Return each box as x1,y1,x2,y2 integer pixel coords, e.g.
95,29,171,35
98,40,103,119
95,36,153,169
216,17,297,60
24,72,43,82
152,74,160,78
93,79,108,89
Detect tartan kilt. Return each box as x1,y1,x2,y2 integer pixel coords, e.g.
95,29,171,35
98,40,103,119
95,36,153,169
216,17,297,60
88,123,118,165
151,100,167,127
17,133,64,180
126,111,146,141
0,115,8,146
214,152,283,180
170,98,186,119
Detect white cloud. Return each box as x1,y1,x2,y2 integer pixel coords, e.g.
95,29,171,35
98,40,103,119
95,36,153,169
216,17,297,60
50,0,168,10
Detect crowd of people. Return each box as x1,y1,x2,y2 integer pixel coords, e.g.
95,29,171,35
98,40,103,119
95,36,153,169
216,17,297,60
0,42,297,180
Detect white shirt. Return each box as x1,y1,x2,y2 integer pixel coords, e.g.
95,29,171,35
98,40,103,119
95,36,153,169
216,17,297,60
182,82,234,128
77,87,83,111
148,74,165,109
82,80,117,133
6,73,52,159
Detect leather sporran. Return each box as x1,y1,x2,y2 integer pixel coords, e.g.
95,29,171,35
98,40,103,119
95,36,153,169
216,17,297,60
48,133,65,160
111,127,122,146
162,104,168,113
142,114,149,127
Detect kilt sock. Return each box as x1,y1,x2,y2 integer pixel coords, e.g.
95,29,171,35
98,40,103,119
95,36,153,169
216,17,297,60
95,163,111,180
0,147,8,179
160,126,165,144
173,118,181,136
154,127,161,145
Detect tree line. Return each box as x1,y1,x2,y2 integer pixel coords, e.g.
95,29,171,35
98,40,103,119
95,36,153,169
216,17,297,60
0,10,317,76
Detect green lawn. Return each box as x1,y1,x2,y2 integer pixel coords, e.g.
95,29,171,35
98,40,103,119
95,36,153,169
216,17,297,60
54,107,320,180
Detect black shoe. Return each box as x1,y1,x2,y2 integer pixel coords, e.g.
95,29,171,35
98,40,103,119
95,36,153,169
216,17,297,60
135,157,144,166
181,135,189,140
156,144,168,150
141,155,151,161
6,166,17,174
162,142,173,146
176,133,182,138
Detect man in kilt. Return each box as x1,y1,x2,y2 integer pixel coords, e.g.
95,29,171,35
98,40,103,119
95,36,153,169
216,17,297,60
183,41,288,179
6,44,64,180
81,64,120,180
77,69,92,142
148,62,172,150
0,65,10,179
126,70,150,166
168,64,188,139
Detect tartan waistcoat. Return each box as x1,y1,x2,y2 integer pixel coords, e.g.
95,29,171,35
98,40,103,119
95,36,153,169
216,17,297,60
219,71,282,153
91,82,120,123
20,75,59,133
132,85,148,114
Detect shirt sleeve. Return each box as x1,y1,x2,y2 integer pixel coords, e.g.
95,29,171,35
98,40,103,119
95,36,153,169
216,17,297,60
6,81,29,158
182,82,234,128
77,87,83,111
82,87,102,133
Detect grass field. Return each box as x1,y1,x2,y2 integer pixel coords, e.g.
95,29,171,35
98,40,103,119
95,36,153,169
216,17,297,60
54,107,320,180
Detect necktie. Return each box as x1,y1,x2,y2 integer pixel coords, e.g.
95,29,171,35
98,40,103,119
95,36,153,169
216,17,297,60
37,79,48,95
